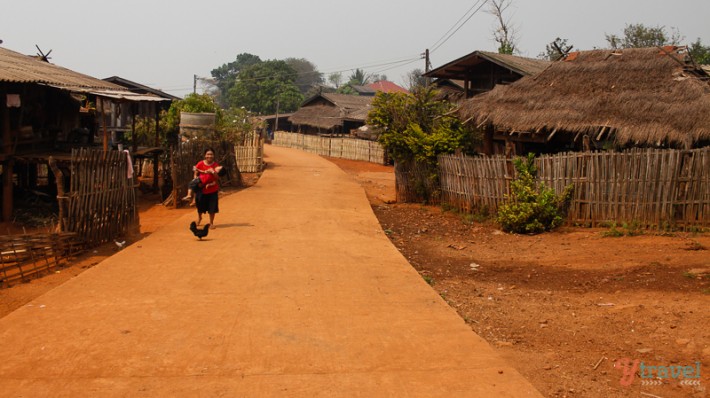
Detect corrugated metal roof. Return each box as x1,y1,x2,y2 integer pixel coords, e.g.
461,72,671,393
366,80,409,94
0,46,167,101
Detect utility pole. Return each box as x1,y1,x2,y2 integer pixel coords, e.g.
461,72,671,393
424,48,431,86
193,74,197,94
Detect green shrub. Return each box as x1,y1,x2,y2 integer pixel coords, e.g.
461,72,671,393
497,154,573,234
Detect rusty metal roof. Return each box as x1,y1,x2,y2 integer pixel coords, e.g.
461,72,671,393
0,46,167,101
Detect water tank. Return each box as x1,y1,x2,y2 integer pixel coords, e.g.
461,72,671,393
180,112,216,138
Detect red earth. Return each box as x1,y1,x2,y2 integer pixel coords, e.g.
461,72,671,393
1,158,708,398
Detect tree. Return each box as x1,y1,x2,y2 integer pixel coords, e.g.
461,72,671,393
284,57,324,95
539,37,573,61
347,68,371,86
210,53,262,106
164,93,223,136
328,72,343,89
605,23,682,49
368,87,475,165
689,38,710,64
227,60,303,115
487,0,518,54
405,68,427,90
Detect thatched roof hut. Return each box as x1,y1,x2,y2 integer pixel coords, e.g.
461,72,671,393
289,93,372,134
460,46,710,150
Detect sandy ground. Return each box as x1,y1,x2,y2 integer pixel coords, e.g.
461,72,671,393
1,156,708,398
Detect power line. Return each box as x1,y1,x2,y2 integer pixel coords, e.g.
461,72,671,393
430,0,488,54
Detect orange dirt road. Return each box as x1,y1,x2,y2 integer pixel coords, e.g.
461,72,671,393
0,146,542,397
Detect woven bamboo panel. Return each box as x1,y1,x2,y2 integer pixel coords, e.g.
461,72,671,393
273,132,386,164
432,148,709,229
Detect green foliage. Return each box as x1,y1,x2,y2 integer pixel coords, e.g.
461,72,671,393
210,53,262,107
164,93,223,135
369,87,475,165
540,37,573,61
227,60,303,115
605,23,682,49
601,221,644,237
497,154,574,234
689,38,710,64
284,57,324,95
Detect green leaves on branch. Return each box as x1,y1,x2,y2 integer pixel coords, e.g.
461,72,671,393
497,154,573,234
368,87,474,165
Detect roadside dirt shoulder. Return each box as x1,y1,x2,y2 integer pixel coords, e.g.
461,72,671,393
328,157,709,398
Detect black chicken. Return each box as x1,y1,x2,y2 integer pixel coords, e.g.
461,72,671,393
190,221,210,240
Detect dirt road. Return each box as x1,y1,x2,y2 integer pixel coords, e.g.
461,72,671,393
0,146,541,397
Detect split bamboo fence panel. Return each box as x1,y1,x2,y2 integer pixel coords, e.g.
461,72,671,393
65,148,137,247
272,132,386,164
0,232,82,287
235,132,264,173
169,139,239,207
432,147,709,229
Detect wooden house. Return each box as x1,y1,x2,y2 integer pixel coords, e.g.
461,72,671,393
0,46,170,221
458,46,710,155
289,93,373,135
424,50,550,100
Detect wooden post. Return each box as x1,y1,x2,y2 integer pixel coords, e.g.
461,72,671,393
482,125,494,155
2,101,12,222
100,97,108,152
48,156,66,232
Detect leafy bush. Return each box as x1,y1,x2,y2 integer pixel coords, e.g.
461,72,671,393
497,154,573,234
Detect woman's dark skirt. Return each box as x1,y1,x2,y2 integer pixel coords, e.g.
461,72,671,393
196,192,219,214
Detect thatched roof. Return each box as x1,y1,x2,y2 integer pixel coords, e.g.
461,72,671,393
289,93,372,130
0,46,167,102
459,46,710,147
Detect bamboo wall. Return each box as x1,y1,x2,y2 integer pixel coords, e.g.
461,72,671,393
170,139,239,206
418,147,709,229
235,132,264,173
272,131,386,164
64,149,138,246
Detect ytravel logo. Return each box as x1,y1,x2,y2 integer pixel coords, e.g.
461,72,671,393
615,358,702,387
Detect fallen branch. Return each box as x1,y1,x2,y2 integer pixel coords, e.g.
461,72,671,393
593,356,606,370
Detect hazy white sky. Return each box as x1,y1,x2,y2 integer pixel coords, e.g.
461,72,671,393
2,0,708,98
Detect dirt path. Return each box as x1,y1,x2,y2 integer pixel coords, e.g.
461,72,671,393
0,146,542,397
328,157,710,398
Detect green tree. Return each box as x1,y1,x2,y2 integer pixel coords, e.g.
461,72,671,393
227,60,303,115
164,93,223,136
210,53,262,106
284,57,324,95
488,0,518,54
689,38,710,64
347,68,371,86
497,154,573,234
405,68,426,90
328,72,343,89
368,87,474,165
605,23,682,49
539,37,573,61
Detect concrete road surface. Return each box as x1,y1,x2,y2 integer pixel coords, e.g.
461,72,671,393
0,146,542,397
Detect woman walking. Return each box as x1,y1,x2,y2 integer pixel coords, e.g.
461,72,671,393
193,148,222,228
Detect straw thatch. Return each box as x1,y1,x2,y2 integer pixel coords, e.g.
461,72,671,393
289,93,372,130
459,46,710,148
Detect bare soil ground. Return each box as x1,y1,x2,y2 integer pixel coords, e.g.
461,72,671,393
327,157,709,398
1,158,708,398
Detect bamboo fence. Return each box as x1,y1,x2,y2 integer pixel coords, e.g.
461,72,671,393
408,147,710,229
272,131,386,164
64,148,138,246
235,132,264,173
0,232,82,287
168,139,240,207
